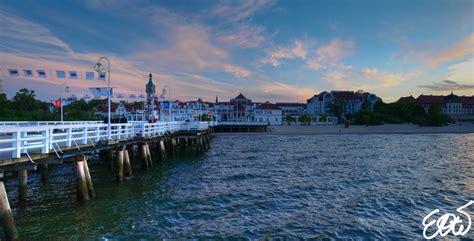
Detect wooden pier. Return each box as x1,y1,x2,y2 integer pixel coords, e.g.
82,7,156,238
0,121,214,240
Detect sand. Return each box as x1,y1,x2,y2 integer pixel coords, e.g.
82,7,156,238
217,123,474,135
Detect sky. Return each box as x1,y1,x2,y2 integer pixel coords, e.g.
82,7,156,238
0,0,473,103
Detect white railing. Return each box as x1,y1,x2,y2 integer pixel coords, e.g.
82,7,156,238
0,121,103,127
0,121,209,159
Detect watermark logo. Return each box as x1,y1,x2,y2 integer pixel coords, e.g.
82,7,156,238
422,200,473,239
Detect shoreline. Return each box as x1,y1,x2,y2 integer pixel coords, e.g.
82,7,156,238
213,123,474,135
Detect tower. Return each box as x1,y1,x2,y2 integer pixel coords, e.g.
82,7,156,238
146,73,156,112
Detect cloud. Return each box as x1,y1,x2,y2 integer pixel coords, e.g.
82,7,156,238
211,0,275,23
445,57,474,83
223,64,252,78
306,38,354,70
322,68,414,91
0,11,73,53
260,40,307,67
217,24,268,48
429,33,474,67
418,80,474,91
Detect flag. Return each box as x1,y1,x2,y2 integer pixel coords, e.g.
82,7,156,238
51,99,61,108
89,87,112,97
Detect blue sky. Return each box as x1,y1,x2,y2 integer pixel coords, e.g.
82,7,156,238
0,0,473,102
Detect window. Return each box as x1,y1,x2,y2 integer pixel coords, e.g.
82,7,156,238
69,71,77,79
8,69,19,76
56,70,66,78
86,72,94,80
23,69,33,77
37,70,46,77
98,72,106,81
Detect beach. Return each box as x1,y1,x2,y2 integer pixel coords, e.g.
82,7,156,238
220,123,474,135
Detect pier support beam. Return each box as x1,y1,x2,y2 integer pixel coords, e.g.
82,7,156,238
126,145,135,164
74,160,90,202
0,173,19,240
124,149,133,177
18,170,27,204
115,150,124,182
83,158,95,198
145,143,153,169
39,163,48,185
140,144,149,170
159,140,167,161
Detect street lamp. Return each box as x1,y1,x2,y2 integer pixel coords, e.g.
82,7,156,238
94,57,111,139
162,86,171,122
60,84,70,122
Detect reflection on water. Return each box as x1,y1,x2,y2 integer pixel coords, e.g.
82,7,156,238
4,134,474,239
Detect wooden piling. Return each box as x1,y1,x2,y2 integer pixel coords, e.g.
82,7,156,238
18,170,27,204
123,149,133,177
0,175,19,240
145,143,153,169
115,150,124,182
140,144,149,170
159,140,167,161
39,163,48,184
196,136,203,154
83,158,95,198
126,144,135,163
74,160,90,202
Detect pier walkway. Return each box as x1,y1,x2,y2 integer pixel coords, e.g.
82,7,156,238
0,120,216,240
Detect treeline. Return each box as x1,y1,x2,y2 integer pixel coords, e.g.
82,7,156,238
348,101,452,126
0,89,100,121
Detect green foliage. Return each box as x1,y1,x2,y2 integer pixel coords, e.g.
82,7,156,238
298,113,312,125
0,89,99,121
329,100,345,123
349,101,451,126
285,114,294,125
319,114,327,122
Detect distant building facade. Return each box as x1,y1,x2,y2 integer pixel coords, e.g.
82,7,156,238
254,102,282,125
400,92,474,123
306,90,379,119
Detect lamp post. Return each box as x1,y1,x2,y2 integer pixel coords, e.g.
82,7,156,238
94,57,111,139
60,84,70,123
162,86,172,122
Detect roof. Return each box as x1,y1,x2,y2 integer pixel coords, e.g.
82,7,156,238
331,91,360,100
416,95,448,105
255,102,281,110
397,96,416,104
234,93,248,99
460,96,474,105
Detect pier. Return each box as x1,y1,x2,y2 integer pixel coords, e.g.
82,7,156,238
0,120,215,240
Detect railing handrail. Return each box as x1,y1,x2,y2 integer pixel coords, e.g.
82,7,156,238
0,121,211,159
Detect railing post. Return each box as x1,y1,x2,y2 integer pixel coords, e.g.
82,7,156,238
96,126,100,142
82,126,88,145
66,127,72,147
12,131,21,158
42,129,50,154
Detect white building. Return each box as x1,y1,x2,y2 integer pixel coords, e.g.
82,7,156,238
254,102,282,125
306,90,379,119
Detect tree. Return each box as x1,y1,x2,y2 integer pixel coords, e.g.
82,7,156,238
285,114,294,125
329,100,346,123
319,114,327,124
299,113,312,125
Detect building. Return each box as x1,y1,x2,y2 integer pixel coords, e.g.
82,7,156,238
306,90,379,120
276,102,306,124
145,73,157,118
410,92,474,123
254,102,282,125
229,93,253,122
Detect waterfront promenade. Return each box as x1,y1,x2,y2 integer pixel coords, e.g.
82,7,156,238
264,123,474,135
